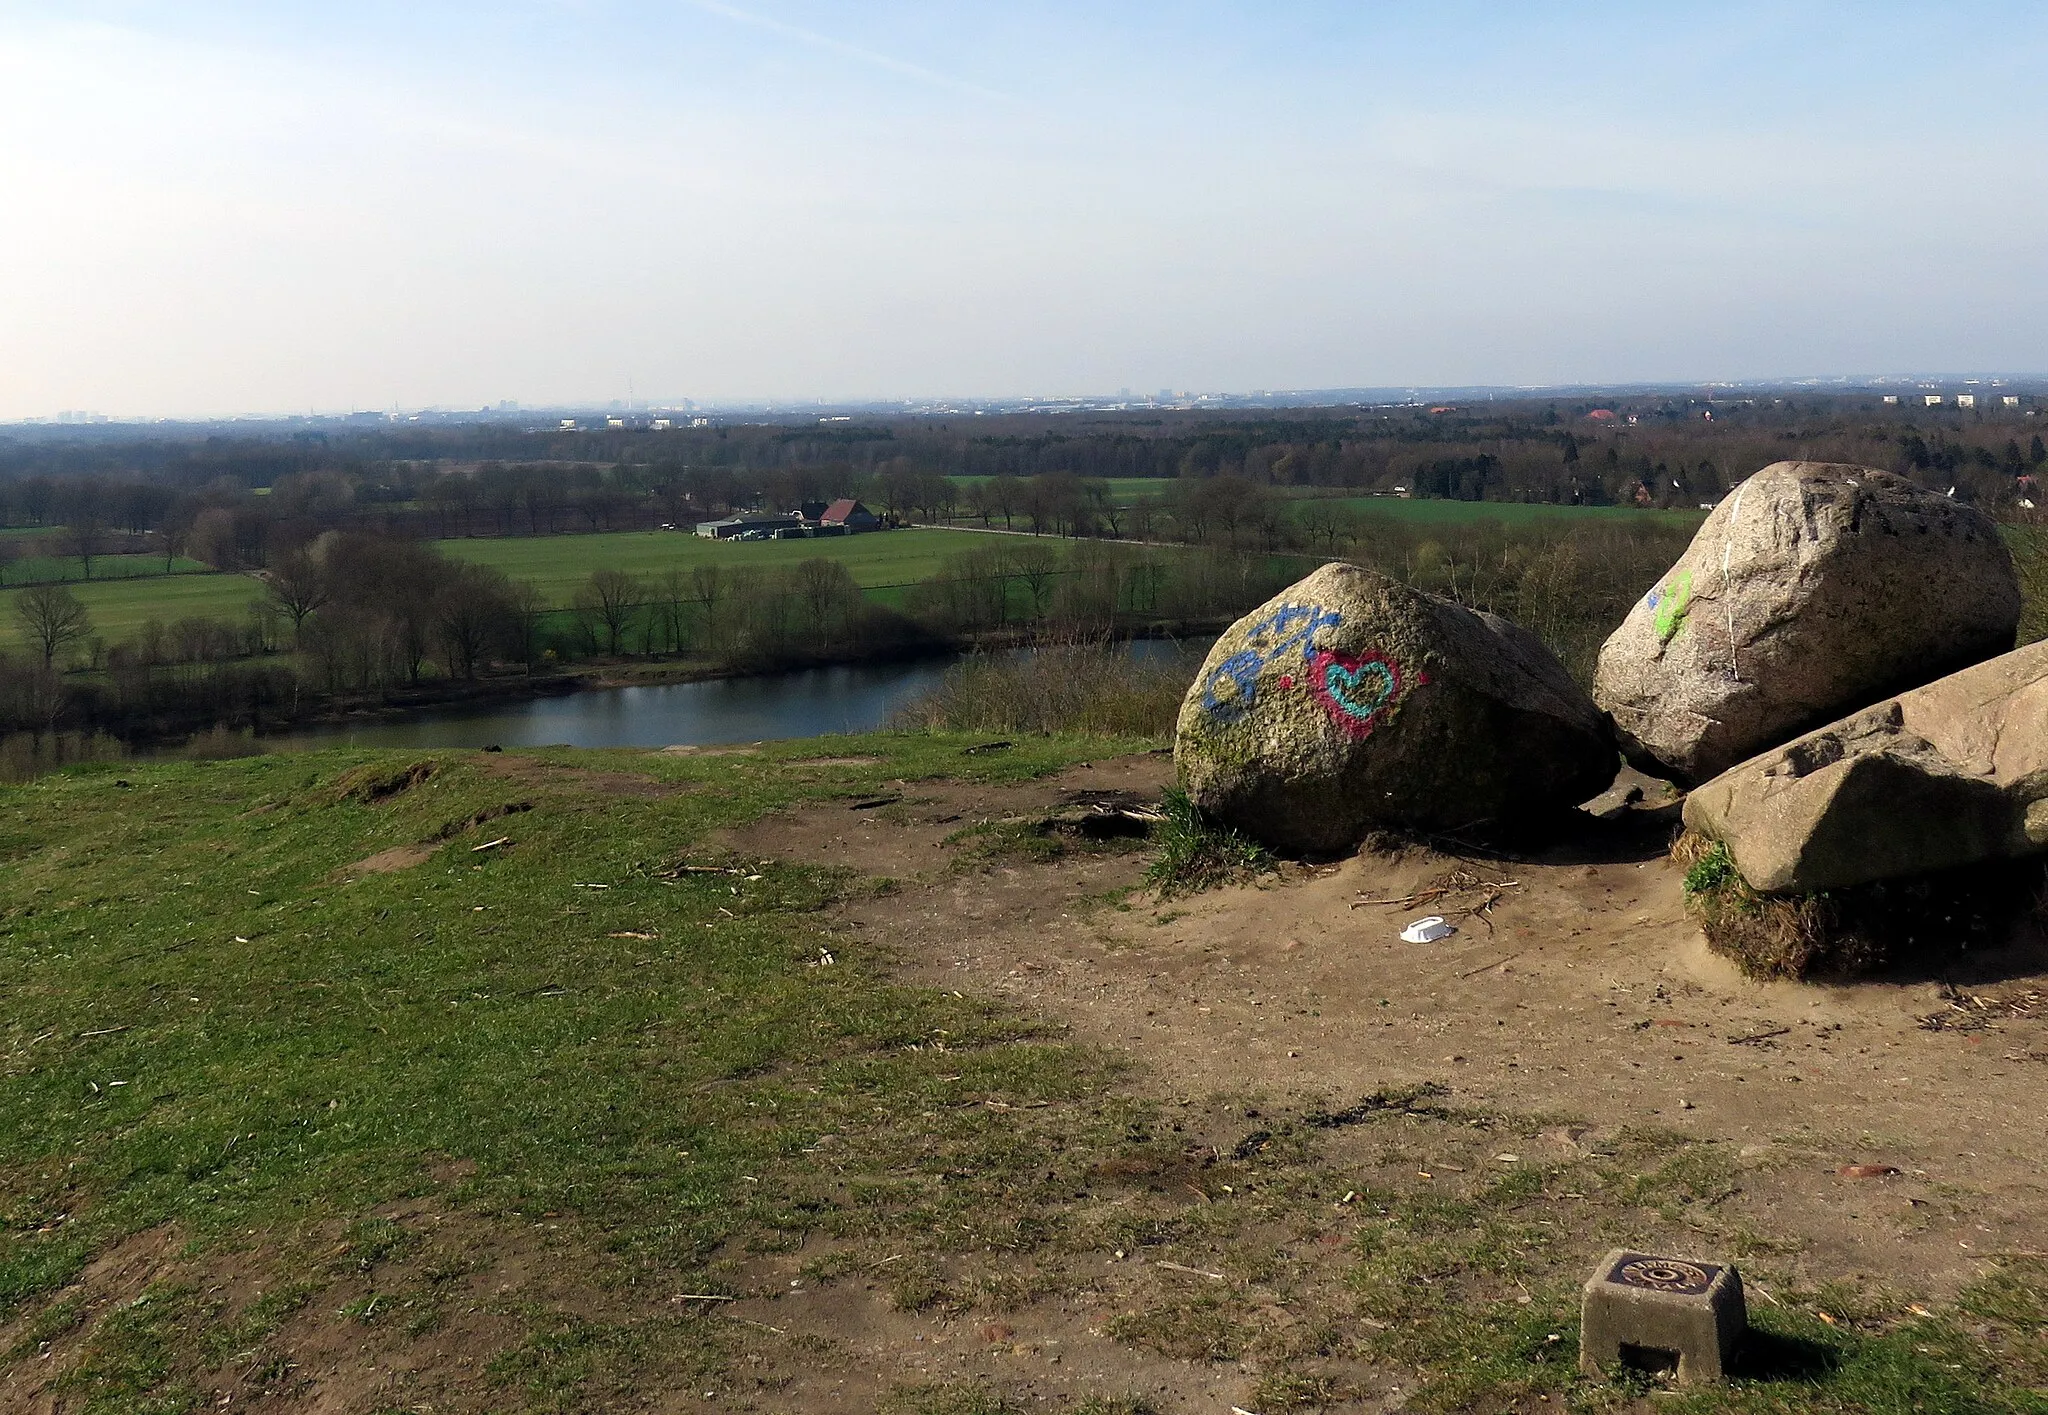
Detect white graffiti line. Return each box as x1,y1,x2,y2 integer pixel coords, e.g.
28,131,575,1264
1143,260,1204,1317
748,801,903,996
1720,483,1747,683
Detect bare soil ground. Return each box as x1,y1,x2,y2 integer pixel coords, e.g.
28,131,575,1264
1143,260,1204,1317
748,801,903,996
708,750,2048,1408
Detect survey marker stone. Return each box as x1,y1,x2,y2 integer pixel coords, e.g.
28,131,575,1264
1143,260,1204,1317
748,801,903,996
1580,1249,1747,1385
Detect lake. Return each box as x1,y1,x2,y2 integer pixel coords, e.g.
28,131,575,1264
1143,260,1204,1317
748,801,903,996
266,639,1211,752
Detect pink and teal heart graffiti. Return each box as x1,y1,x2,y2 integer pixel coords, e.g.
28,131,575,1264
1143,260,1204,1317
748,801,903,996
1309,649,1417,738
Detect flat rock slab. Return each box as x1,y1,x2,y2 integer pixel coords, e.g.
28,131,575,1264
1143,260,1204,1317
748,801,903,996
1580,1249,1747,1385
1684,638,2048,893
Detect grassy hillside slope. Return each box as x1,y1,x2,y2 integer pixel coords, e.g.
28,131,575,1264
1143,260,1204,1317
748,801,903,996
3,743,2045,1412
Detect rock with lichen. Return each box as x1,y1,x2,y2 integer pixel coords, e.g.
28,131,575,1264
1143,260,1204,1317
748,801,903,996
1174,563,1615,854
1594,461,2018,785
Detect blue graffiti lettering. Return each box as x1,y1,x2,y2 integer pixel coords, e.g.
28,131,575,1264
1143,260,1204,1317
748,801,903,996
1198,604,1343,722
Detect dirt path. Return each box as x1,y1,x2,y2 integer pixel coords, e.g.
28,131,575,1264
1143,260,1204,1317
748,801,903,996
787,753,2048,1292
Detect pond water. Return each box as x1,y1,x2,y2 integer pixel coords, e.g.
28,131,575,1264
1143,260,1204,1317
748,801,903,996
265,639,1212,753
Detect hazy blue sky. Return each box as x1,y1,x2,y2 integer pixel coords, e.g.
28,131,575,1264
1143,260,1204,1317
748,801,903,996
4,2,2045,417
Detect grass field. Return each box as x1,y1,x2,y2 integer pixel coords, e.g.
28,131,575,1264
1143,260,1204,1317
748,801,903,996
0,572,267,653
1305,496,1710,530
4,740,2046,1411
1,554,211,587
438,527,1026,606
0,531,1031,655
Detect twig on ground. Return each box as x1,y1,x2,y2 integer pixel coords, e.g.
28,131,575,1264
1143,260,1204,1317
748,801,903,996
1154,1260,1225,1280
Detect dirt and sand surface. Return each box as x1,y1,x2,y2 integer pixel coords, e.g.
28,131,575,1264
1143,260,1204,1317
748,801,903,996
694,750,2048,1410
10,748,2045,1414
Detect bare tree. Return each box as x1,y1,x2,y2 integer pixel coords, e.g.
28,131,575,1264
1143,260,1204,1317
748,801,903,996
436,564,514,679
690,563,729,651
576,568,641,655
1082,478,1122,538
61,502,110,581
653,569,690,654
501,580,549,672
792,558,859,645
267,550,329,644
987,475,1023,530
158,504,195,573
15,583,91,667
1006,542,1060,618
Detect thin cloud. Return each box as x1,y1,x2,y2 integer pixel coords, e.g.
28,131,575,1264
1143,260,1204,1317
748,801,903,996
686,0,1009,102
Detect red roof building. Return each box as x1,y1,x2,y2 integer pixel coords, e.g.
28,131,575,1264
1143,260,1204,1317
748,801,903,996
820,498,881,530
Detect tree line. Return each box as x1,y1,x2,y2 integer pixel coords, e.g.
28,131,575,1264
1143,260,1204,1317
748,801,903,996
8,395,2048,564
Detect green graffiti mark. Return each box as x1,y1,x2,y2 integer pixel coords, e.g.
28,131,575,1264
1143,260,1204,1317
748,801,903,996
1650,569,1694,644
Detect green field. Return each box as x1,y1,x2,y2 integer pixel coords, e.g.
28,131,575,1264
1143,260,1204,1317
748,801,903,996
437,527,1019,605
945,478,1712,528
0,572,266,653
1310,496,1710,530
2,553,211,587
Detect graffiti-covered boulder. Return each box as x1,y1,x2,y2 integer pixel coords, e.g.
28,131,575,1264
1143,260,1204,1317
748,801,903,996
1594,462,2019,785
1174,563,1616,854
1683,639,2048,893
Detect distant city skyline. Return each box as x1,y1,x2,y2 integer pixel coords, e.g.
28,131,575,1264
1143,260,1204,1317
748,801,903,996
4,2,2047,420
20,369,2048,428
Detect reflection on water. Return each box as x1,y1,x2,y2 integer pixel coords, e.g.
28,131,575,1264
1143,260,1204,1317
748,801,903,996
267,638,1212,753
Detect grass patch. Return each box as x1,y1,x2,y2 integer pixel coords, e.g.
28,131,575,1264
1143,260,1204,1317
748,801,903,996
437,526,1031,606
1144,785,1272,897
0,571,266,652
1675,830,2048,981
1309,494,1709,530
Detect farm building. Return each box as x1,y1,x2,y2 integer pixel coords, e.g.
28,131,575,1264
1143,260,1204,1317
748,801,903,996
695,513,804,540
820,499,881,531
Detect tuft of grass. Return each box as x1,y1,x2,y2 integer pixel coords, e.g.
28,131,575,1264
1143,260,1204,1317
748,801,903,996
1674,829,1854,980
1682,838,1738,896
1674,830,2048,981
1072,1398,1157,1415
1144,786,1273,897
881,1380,1022,1415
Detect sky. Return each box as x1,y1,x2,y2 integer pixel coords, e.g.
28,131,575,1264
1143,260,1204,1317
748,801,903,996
3,1,2046,418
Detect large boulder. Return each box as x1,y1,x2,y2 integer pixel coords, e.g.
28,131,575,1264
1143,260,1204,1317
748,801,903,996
1594,462,2019,784
1175,563,1616,853
1682,640,2048,893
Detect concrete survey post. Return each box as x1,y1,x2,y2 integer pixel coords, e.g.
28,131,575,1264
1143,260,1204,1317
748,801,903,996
1579,1249,1746,1384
